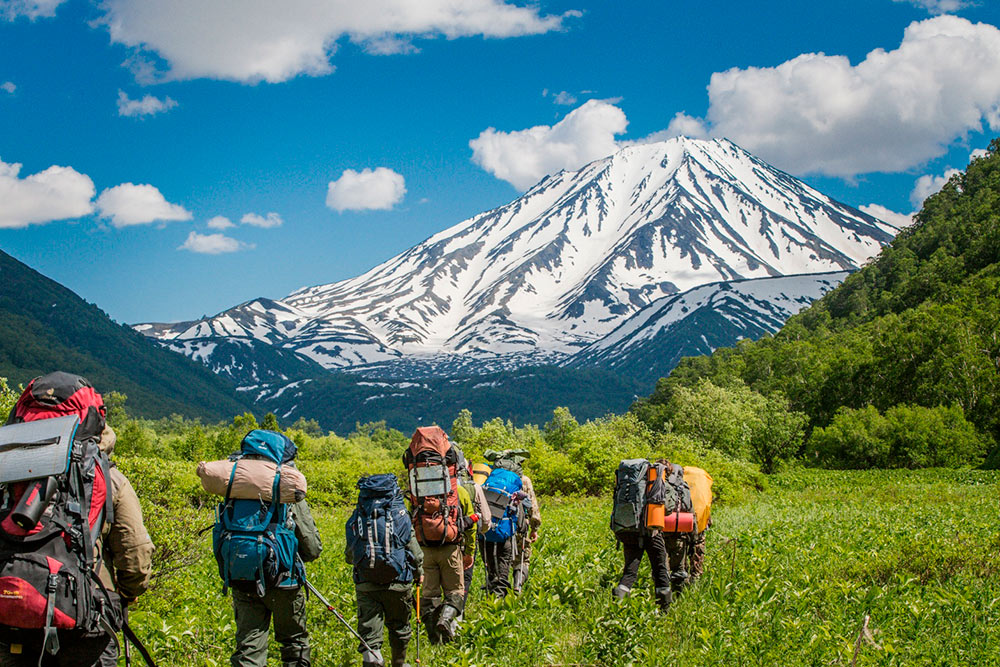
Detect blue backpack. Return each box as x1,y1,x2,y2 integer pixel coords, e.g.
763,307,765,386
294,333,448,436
346,474,414,586
482,468,523,543
213,430,303,595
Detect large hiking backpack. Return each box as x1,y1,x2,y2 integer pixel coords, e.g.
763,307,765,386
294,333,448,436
482,468,523,543
403,427,462,546
0,373,118,656
610,459,649,537
346,474,413,586
664,464,696,534
213,430,302,596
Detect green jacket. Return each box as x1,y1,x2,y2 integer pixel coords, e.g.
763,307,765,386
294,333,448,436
290,499,323,563
457,485,477,555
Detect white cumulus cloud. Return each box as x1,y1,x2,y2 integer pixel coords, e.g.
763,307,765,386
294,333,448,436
240,212,283,228
326,167,406,212
206,215,235,230
1,0,65,20
910,168,962,208
96,0,578,83
179,231,253,254
1,82,15,94
893,0,971,14
859,204,913,230
0,158,95,228
95,183,192,228
470,100,628,190
117,90,178,117
693,16,1000,177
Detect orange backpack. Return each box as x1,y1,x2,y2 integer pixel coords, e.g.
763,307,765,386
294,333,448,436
403,427,461,546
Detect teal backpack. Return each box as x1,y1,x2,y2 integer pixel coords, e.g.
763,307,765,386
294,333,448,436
213,430,303,595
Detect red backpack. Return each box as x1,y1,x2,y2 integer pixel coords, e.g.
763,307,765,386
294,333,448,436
403,427,462,546
0,372,117,658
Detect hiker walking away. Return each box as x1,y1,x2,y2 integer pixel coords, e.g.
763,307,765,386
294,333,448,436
345,474,424,667
211,430,322,667
454,452,491,603
511,470,540,594
662,460,697,596
0,372,154,666
610,459,675,612
404,427,477,645
480,449,531,598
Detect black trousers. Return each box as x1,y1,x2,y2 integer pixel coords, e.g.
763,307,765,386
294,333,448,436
482,539,513,598
616,532,671,599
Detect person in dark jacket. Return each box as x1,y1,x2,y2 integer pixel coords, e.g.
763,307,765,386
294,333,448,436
345,475,424,667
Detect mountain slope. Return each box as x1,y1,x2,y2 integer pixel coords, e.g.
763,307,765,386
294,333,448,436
140,137,896,380
634,140,999,445
0,249,252,419
567,272,848,386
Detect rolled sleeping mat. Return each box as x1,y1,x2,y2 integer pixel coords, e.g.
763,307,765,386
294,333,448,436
472,462,492,486
197,458,307,502
662,511,695,533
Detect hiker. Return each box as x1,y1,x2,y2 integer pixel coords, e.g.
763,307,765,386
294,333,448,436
345,474,424,667
662,460,697,596
403,427,477,644
480,449,532,598
610,459,675,612
454,451,491,603
0,372,154,666
511,470,540,594
209,429,323,667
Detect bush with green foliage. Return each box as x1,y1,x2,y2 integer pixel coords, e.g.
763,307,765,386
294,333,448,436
809,403,991,469
634,141,1000,468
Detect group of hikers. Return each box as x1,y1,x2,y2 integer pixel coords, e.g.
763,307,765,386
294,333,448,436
0,371,711,667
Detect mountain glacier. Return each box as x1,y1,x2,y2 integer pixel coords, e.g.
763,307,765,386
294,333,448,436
137,137,897,380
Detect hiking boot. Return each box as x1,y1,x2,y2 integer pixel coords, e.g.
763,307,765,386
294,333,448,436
361,647,384,667
435,604,460,643
612,584,631,600
655,586,672,613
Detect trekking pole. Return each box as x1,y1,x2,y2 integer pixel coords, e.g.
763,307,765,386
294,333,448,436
414,584,422,665
122,621,158,667
303,579,380,657
123,630,131,667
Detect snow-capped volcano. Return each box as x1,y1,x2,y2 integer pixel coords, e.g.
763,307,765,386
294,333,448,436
138,137,897,377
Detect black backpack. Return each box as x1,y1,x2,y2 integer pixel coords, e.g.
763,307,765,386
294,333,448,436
610,459,649,537
667,465,694,513
346,475,414,586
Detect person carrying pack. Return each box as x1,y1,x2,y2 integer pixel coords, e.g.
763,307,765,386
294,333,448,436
479,449,530,598
662,460,697,596
344,474,423,667
610,458,675,612
452,448,490,605
212,429,322,667
0,371,153,667
683,466,714,581
402,428,476,645
510,470,540,595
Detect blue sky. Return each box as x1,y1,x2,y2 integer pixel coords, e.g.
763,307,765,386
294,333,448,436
1,0,998,324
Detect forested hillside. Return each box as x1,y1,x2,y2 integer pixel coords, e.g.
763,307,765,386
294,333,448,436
0,249,251,420
634,140,1000,468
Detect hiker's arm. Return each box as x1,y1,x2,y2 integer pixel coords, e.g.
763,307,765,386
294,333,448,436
524,476,541,530
407,533,424,582
474,484,492,534
292,499,323,563
459,489,476,554
107,470,154,604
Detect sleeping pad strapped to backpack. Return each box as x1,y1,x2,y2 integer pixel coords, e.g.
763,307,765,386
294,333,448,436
213,430,303,596
403,427,463,546
664,465,697,534
482,468,523,543
346,474,414,586
0,372,118,658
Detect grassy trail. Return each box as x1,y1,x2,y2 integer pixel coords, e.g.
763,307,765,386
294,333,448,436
123,466,1000,666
